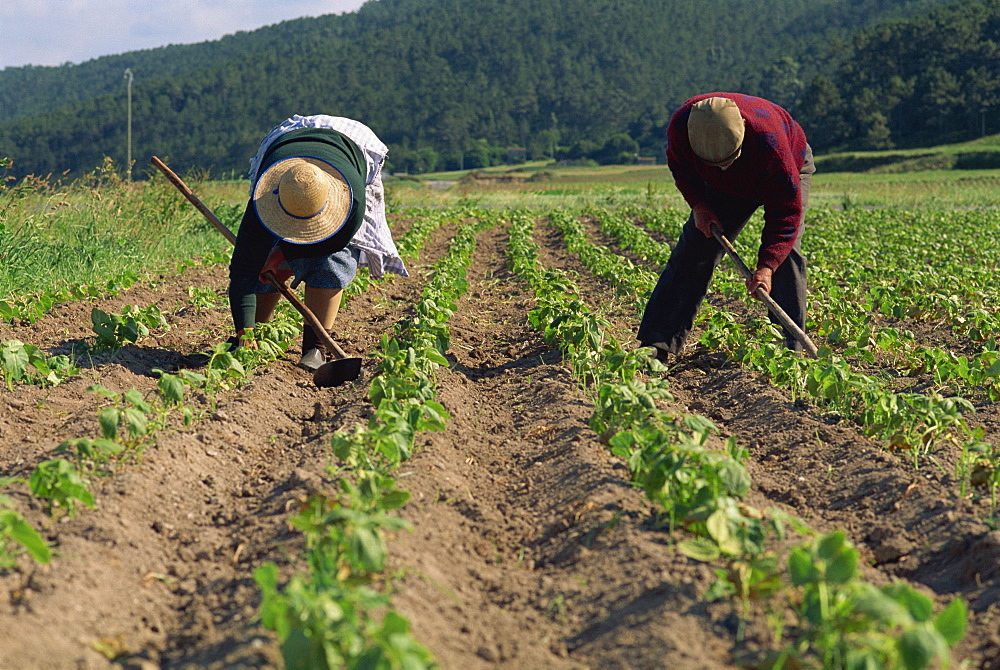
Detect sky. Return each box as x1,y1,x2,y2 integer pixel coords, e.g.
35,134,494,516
0,0,369,69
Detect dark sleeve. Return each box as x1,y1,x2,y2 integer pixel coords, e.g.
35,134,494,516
227,200,277,331
665,108,708,209
757,154,804,271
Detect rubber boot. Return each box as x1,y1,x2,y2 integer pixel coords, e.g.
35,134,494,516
299,325,329,371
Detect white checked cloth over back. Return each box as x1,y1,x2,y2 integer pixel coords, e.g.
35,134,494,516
248,114,408,279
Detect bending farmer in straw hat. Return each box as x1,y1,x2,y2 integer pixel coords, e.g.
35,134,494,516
228,114,408,370
638,93,815,362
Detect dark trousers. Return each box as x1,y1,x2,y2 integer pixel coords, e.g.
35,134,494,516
638,147,814,353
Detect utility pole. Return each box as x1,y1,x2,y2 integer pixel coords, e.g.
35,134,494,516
549,112,558,160
124,68,133,181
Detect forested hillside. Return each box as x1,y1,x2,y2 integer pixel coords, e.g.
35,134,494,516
0,0,994,179
801,0,1000,150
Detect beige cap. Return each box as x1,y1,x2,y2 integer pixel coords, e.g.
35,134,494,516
253,157,353,244
687,97,745,166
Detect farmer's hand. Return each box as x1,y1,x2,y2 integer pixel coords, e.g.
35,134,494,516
259,245,292,284
692,203,721,238
747,267,773,299
233,329,259,350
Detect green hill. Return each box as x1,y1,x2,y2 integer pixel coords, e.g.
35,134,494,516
0,0,980,179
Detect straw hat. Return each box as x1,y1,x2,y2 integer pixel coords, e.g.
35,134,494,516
253,157,353,245
687,97,745,166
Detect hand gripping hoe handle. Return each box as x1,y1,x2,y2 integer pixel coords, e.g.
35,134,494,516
710,224,819,359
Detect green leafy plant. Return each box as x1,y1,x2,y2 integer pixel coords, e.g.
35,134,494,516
89,304,167,351
589,374,673,439
55,437,125,473
255,470,429,669
1,339,78,390
779,531,966,670
28,459,95,517
0,489,51,568
185,285,223,308
255,563,433,670
86,384,154,450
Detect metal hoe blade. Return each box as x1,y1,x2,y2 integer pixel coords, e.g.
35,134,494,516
313,357,364,387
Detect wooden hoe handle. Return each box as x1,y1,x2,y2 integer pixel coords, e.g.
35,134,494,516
150,156,237,246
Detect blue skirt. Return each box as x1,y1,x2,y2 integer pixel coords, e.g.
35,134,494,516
254,245,360,293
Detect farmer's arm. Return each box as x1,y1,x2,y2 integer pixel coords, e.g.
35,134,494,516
665,113,709,212
228,201,277,337
751,161,803,297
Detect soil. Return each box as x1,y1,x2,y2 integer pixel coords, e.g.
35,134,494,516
0,211,998,670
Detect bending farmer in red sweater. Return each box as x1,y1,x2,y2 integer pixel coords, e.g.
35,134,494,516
638,93,815,361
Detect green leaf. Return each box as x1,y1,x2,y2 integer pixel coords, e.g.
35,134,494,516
380,489,411,511
253,563,288,636
353,527,387,573
92,439,125,457
98,408,119,440
157,374,185,404
788,547,817,586
705,509,742,556
86,384,117,398
381,610,411,635
899,628,946,670
825,545,859,584
677,537,721,562
254,562,278,592
853,585,908,625
73,486,96,509
718,461,750,497
425,349,450,366
177,369,207,386
0,510,51,564
934,598,968,645
90,308,112,328
123,407,148,436
123,389,150,412
816,530,847,561
2,340,30,373
892,585,934,622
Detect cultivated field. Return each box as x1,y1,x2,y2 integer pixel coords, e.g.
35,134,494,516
0,163,998,668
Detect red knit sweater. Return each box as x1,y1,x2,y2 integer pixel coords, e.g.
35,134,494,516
665,92,809,271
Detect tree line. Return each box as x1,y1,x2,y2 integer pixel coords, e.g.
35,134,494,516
0,0,993,180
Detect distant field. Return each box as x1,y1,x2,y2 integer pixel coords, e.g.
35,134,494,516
2,156,998,308
394,159,1000,210
811,169,1000,209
